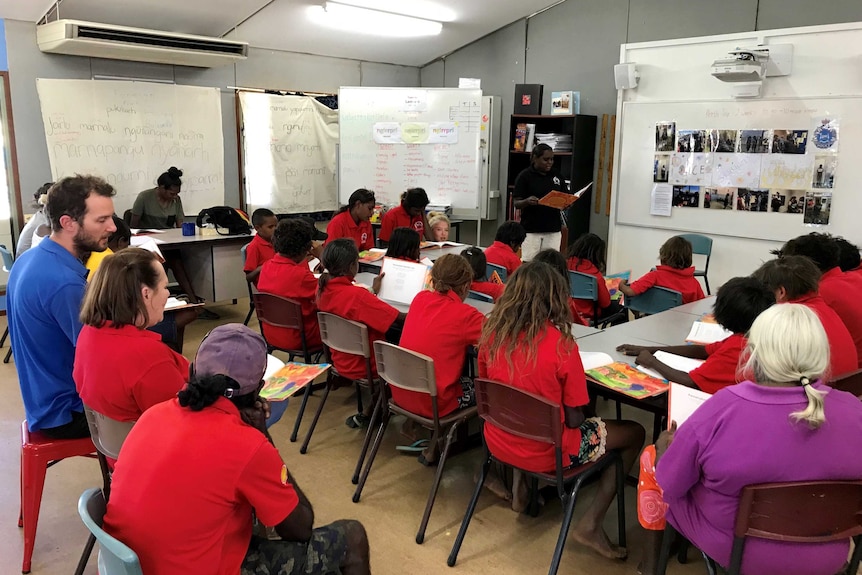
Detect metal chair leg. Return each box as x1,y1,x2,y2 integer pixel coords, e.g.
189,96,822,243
299,384,332,454
3,346,11,364
615,455,627,548
655,524,676,575
847,535,862,575
0,326,8,347
73,533,97,575
352,411,390,503
243,305,254,326
416,421,460,544
352,392,386,484
447,454,491,567
548,477,585,575
290,382,314,443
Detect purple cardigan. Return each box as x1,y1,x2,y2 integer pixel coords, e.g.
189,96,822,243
657,381,862,575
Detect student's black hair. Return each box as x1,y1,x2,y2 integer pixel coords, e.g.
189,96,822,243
34,182,53,201
319,238,358,293
566,232,607,273
533,249,570,285
778,233,840,272
460,246,487,281
833,236,861,272
109,215,131,245
156,166,183,189
531,143,553,159
251,208,275,227
751,256,821,300
494,220,527,250
339,188,376,213
403,187,430,210
272,217,313,258
385,227,421,261
177,373,258,411
713,276,775,334
660,236,693,269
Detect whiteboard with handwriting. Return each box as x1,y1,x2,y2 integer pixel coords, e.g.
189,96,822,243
338,87,482,211
36,79,224,216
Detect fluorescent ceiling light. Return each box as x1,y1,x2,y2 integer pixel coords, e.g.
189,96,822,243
331,0,457,22
307,2,443,37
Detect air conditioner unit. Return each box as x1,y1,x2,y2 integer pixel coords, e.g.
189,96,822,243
37,20,248,68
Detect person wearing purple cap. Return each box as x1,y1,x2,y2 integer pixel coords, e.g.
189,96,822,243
102,324,370,575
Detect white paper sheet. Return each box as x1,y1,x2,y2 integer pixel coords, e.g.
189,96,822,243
578,351,614,371
650,183,672,216
685,321,732,344
376,257,430,305
668,381,712,428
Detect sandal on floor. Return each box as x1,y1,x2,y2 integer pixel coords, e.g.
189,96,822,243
396,439,429,453
345,413,370,429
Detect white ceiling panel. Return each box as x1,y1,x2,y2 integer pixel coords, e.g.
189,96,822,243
0,0,56,22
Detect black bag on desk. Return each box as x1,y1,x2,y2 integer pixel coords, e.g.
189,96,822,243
196,206,252,235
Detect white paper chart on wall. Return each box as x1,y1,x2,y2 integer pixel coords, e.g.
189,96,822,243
338,87,483,211
618,98,854,242
36,79,225,217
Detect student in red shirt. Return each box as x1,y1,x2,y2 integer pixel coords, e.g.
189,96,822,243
384,227,421,262
483,220,526,277
317,239,406,428
617,277,775,394
778,233,862,367
243,208,278,284
461,246,504,301
752,255,858,377
75,247,189,422
479,261,644,558
567,233,626,325
619,236,705,305
834,235,862,275
103,324,370,575
395,254,485,419
325,188,376,251
533,248,589,326
257,219,323,352
379,187,431,245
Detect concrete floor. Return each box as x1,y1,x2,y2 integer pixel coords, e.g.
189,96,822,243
0,301,707,575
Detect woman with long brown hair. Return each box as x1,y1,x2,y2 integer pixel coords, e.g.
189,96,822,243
478,261,644,560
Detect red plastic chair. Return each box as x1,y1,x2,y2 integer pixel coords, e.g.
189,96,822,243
18,421,95,573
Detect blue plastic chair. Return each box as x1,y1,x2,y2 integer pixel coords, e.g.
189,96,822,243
467,290,494,303
77,488,143,575
677,234,713,295
1,244,14,363
569,271,600,321
240,242,255,325
486,262,507,284
626,286,683,317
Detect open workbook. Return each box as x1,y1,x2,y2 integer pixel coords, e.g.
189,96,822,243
376,257,432,305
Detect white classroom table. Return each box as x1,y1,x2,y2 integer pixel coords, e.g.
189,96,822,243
140,228,252,303
593,310,698,347
359,244,470,270
672,295,717,317
352,272,495,315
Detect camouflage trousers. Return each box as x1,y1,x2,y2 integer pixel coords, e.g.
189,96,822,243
241,520,353,575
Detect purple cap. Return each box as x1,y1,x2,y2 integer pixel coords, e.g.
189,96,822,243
194,324,267,397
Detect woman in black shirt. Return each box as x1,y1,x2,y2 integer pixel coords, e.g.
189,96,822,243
513,144,570,260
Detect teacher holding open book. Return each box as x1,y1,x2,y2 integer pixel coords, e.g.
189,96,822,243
513,143,571,260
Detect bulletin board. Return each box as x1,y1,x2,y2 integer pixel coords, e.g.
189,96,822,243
615,97,855,242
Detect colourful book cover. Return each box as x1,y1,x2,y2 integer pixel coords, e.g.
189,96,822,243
261,363,330,401
359,249,385,263
488,270,504,285
586,361,669,399
513,123,528,152
605,270,631,301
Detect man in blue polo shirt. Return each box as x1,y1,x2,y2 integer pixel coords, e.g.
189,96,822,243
8,175,117,438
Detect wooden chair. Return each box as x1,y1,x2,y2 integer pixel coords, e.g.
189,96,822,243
831,368,862,398
78,488,143,575
447,378,626,575
239,242,255,326
677,233,713,295
569,270,627,329
466,290,494,303
656,480,862,575
253,292,324,442
486,262,507,283
626,286,682,317
353,341,478,544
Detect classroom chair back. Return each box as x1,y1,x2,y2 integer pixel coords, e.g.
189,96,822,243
252,293,309,355
486,262,507,283
831,368,862,398
83,406,135,462
467,290,494,303
677,233,713,294
626,286,682,316
373,340,437,397
0,244,10,363
0,243,13,272
569,270,600,320
78,488,143,575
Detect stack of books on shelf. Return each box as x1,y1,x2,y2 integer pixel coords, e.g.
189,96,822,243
535,133,572,152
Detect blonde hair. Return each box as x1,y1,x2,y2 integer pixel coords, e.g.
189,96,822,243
740,303,829,429
427,211,450,229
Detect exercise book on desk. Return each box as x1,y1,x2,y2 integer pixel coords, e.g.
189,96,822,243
686,321,732,345
376,257,431,305
420,241,464,249
585,361,669,399
261,363,330,401
636,351,705,380
668,382,711,429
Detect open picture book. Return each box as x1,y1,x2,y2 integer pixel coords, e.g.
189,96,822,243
261,363,331,401
580,352,668,399
376,257,432,305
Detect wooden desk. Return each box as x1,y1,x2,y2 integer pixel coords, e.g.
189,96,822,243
371,218,464,243
352,272,494,315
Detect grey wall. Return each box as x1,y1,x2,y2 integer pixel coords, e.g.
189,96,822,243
421,0,862,240
5,19,419,220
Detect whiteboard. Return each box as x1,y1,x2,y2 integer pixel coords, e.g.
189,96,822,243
338,87,482,210
36,79,224,217
615,97,858,243
239,92,339,214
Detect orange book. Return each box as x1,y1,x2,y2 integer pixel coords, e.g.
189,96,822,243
585,362,669,399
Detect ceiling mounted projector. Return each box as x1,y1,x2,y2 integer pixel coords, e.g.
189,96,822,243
711,44,793,84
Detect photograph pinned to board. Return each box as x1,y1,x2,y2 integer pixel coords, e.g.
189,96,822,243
771,130,808,154
803,192,832,225
709,130,738,153
677,129,708,153
650,183,673,216
737,188,770,212
737,130,771,153
811,117,839,152
760,154,813,190
672,185,700,208
551,91,579,115
655,122,676,152
702,187,735,210
653,154,670,182
769,190,804,214
669,152,712,186
812,155,837,189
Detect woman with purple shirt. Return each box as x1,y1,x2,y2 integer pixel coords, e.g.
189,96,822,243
640,303,862,575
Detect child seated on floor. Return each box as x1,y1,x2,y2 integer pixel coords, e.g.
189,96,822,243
243,208,278,284
532,248,589,326
427,211,451,241
617,277,775,393
461,246,504,302
619,236,705,305
483,221,526,277
385,227,421,262
566,233,626,325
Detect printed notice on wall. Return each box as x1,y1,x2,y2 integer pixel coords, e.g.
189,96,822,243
427,122,458,144
372,122,402,144
401,91,428,113
650,183,672,216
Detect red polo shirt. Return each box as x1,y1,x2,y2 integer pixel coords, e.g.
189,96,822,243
689,333,745,394
257,255,322,352
817,267,862,367
470,280,504,302
325,210,374,251
317,276,400,380
789,294,858,377
629,265,704,304
243,233,276,276
478,324,589,473
379,204,424,242
394,290,485,417
483,241,522,276
567,257,611,319
74,323,188,422
103,398,299,575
